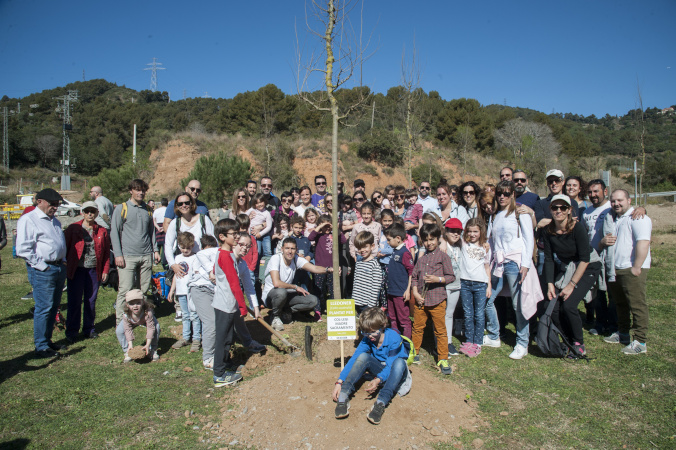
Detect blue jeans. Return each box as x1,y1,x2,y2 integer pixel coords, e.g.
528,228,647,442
460,280,488,345
257,235,272,257
177,294,201,341
340,353,408,406
485,260,529,348
28,263,67,351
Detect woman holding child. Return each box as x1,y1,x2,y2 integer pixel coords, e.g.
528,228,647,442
164,193,215,279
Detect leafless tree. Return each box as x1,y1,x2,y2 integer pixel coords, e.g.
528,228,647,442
295,0,374,298
401,41,423,188
35,135,59,168
634,79,646,204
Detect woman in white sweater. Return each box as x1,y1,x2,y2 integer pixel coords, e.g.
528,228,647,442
483,180,534,360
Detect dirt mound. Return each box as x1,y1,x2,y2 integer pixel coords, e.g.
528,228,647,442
207,337,479,450
147,140,202,197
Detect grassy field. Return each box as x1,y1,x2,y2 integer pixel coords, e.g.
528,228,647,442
0,235,674,449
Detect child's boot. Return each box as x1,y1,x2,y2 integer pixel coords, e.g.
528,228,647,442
367,402,386,425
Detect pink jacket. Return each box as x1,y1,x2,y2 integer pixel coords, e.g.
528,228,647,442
493,250,543,320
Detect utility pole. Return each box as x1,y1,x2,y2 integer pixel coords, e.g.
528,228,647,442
54,90,79,190
143,57,165,92
2,107,8,173
83,69,85,81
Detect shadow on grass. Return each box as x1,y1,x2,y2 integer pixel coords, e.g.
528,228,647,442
0,311,33,331
0,438,31,449
0,347,84,385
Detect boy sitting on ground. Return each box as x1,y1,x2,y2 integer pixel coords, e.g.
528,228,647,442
332,306,412,425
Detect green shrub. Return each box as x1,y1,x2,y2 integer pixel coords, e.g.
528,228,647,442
357,129,402,167
382,167,394,176
89,163,146,204
181,153,253,206
362,164,378,176
412,163,443,188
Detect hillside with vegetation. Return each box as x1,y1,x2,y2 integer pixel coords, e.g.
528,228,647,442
1,79,674,201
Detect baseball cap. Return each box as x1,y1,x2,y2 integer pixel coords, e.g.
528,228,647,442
353,179,365,187
550,194,571,206
444,218,464,230
125,289,145,303
545,169,564,180
81,201,98,211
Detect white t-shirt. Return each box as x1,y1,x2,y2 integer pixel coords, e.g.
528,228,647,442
261,253,309,303
582,201,611,250
489,209,534,269
459,242,491,283
174,253,196,296
612,207,651,270
153,206,167,226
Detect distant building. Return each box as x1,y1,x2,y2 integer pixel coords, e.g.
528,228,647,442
660,107,674,114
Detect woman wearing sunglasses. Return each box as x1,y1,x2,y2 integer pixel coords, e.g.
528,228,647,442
230,188,250,219
483,181,541,360
458,181,481,221
164,193,215,279
543,194,601,358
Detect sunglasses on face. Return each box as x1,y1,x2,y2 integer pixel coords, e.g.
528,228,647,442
83,209,97,214
47,201,61,207
177,201,191,207
451,192,457,196
188,187,202,193
315,181,326,186
547,178,563,185
354,197,364,202
497,191,512,198
419,186,430,190
463,190,475,196
550,205,570,212
282,199,291,203
513,178,527,183
360,328,383,338
373,195,381,200
500,173,511,179
237,195,247,199
395,195,405,199
261,184,272,188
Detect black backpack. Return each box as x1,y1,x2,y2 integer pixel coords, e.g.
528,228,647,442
535,297,586,359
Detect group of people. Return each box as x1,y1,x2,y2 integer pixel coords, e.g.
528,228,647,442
11,165,653,425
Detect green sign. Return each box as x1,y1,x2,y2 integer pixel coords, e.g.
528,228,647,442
327,299,357,340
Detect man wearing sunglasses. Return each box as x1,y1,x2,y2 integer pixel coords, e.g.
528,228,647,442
260,176,281,212
16,188,68,358
416,181,437,214
163,179,210,232
512,171,539,209
311,174,328,213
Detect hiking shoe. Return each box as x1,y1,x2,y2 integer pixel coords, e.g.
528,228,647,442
123,353,132,363
568,342,586,359
86,331,99,339
21,291,33,300
174,311,182,322
189,340,201,353
482,335,501,348
467,344,482,358
48,342,67,351
335,401,350,419
622,340,647,355
248,342,267,354
203,357,214,370
271,317,284,331
509,344,528,360
35,348,59,358
213,371,243,388
437,359,452,375
448,343,459,357
314,311,323,322
412,355,421,365
367,402,386,425
171,338,189,349
151,351,160,362
604,332,630,345
589,328,599,336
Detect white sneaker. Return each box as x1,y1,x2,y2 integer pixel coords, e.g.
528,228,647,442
509,345,528,360
482,335,501,348
151,351,160,362
203,357,214,370
123,353,132,363
271,317,284,331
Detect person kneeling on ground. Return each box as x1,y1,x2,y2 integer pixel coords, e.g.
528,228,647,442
116,289,161,363
332,307,413,425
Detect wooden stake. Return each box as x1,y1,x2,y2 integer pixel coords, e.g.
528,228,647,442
340,340,344,370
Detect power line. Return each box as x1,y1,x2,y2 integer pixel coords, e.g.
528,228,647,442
53,90,78,190
143,57,166,92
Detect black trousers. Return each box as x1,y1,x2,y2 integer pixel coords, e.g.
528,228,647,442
213,308,237,377
551,262,601,345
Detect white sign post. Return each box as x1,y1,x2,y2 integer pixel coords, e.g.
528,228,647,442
327,299,357,369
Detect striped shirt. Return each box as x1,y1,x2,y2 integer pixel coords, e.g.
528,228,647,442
353,258,383,308
411,247,456,307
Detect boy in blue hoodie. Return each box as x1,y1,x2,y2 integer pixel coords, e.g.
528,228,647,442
331,307,412,425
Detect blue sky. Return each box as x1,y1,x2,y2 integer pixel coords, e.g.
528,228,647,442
1,0,673,117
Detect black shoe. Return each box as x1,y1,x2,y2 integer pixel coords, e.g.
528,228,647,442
21,291,33,300
448,343,459,356
367,402,386,425
48,342,67,351
86,331,99,339
335,401,350,419
35,348,60,358
65,336,78,345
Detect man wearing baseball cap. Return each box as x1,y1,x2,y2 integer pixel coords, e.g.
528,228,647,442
16,188,68,357
353,178,366,194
